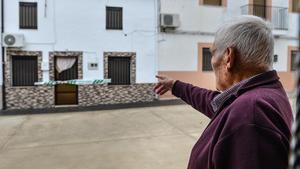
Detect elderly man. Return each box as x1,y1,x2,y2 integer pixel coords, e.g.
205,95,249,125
155,16,294,169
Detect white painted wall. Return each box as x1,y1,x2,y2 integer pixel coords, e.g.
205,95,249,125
4,0,157,83
159,0,226,71
158,34,214,71
273,38,298,71
161,0,226,33
159,0,298,72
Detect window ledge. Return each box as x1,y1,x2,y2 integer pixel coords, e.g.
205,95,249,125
200,5,226,8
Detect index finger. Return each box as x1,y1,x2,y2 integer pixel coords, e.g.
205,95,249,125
155,75,165,80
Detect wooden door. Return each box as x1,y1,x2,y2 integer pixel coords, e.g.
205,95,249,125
55,57,78,105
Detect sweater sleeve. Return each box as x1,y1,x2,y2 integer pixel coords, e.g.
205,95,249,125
212,124,289,169
171,80,220,119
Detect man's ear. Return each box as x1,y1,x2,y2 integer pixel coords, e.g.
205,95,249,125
224,47,235,71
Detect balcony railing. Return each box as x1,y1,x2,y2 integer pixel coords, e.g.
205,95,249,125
241,4,288,30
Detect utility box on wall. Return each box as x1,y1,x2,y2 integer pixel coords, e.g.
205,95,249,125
88,63,98,70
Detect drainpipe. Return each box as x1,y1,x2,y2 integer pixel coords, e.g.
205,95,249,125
154,0,161,100
1,0,6,110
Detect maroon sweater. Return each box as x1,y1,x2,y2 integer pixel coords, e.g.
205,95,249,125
172,70,294,169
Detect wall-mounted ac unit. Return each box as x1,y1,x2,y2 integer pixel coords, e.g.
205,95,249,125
160,14,180,28
2,33,25,47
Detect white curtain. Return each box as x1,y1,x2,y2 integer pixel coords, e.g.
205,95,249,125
56,57,76,73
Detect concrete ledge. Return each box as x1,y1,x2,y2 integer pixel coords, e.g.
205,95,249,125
0,99,185,116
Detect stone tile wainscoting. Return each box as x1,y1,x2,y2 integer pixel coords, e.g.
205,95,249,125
4,50,156,110
78,52,156,106
78,84,156,106
5,49,54,109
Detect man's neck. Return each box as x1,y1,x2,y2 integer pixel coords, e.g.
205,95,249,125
231,69,269,87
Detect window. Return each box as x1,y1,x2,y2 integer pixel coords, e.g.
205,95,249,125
55,58,78,81
19,2,38,29
291,50,298,71
202,48,213,71
203,0,222,6
252,0,267,19
106,7,123,30
108,57,131,85
12,56,38,86
291,0,300,13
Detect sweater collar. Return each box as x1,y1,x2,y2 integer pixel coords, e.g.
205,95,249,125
211,70,279,113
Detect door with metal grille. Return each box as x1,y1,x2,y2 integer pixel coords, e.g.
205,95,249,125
54,57,78,105
108,57,131,85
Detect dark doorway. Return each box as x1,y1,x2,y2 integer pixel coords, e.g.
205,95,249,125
54,57,78,105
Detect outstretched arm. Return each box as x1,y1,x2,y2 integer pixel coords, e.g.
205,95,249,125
154,75,220,119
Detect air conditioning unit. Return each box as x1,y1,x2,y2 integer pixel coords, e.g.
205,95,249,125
2,33,25,47
161,14,180,28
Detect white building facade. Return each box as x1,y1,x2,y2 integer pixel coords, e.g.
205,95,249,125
158,0,298,98
2,0,159,110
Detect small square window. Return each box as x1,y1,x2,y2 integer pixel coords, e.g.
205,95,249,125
292,0,300,13
203,0,222,6
19,2,38,29
106,7,123,30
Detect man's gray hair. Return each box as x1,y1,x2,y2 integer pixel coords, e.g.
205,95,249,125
214,15,274,70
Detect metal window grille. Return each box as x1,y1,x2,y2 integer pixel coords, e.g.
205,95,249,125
202,48,213,71
108,57,131,85
241,5,288,30
19,2,38,29
293,0,300,13
203,0,222,6
106,7,123,30
12,56,38,86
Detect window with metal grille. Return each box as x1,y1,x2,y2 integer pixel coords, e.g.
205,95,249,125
108,57,131,85
292,0,300,13
106,7,123,30
202,48,213,71
19,2,38,29
55,58,78,81
12,56,38,86
291,50,298,71
203,0,222,6
252,0,267,19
